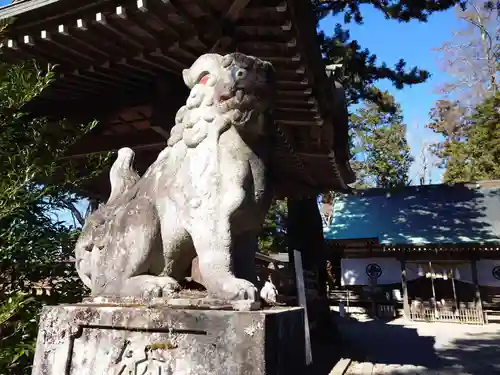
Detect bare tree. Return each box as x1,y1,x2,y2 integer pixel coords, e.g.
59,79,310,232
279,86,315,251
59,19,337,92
434,0,498,106
408,121,440,185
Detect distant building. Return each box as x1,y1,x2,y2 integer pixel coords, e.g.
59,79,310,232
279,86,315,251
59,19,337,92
323,181,500,324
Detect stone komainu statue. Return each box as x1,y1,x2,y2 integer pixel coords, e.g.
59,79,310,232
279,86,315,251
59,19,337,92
75,53,276,302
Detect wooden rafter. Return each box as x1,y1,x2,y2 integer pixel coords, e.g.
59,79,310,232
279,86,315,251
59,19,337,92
0,0,355,196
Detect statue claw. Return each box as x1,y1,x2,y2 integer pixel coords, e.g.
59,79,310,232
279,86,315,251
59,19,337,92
121,276,181,299
216,277,258,302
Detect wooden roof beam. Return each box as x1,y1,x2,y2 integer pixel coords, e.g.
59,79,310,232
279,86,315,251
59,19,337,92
72,17,133,60
65,130,165,159
130,1,202,62
226,0,252,22
238,3,289,22
275,110,321,122
56,23,112,62
95,11,145,51
276,88,312,98
80,65,145,89
155,0,213,50
113,4,194,69
209,0,254,53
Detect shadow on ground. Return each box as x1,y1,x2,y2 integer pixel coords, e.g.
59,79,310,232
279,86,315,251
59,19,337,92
337,315,439,368
438,331,500,374
306,339,343,375
333,313,500,374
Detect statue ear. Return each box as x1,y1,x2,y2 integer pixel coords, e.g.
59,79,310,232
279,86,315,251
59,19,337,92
182,68,194,89
263,62,275,85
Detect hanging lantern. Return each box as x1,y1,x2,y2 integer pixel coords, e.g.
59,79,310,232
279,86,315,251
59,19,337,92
417,265,424,277
454,268,461,280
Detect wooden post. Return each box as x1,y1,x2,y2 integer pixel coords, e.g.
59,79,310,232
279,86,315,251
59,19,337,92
369,276,377,318
429,261,438,317
400,259,410,319
293,250,313,366
287,196,338,343
470,259,485,323
450,271,459,312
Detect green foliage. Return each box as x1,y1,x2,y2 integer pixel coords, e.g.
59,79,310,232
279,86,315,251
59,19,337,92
349,93,413,188
314,0,467,23
428,94,500,182
0,55,107,374
0,59,107,281
259,199,287,254
0,293,38,375
315,0,467,112
318,27,429,112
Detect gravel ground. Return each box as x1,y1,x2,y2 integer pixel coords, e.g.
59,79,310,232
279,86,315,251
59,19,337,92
337,315,500,375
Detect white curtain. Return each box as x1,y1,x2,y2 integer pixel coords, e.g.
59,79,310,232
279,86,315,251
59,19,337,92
477,260,500,287
341,258,401,285
341,258,500,287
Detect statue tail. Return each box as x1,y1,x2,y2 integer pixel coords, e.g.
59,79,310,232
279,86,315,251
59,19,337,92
74,147,140,290
107,147,140,205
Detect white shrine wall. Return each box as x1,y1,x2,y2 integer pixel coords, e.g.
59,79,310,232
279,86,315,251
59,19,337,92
340,257,500,287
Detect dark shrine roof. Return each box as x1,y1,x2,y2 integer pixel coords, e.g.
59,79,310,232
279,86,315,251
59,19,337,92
0,0,355,198
324,181,500,247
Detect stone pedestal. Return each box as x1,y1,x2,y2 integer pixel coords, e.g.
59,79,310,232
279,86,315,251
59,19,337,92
32,303,306,375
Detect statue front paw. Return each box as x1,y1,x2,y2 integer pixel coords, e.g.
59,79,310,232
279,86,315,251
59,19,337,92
121,275,181,299
213,277,258,301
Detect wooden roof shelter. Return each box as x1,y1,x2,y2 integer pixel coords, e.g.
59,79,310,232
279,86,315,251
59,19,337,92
0,0,354,200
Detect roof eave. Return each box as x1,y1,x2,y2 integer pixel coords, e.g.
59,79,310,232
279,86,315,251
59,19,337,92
0,0,61,20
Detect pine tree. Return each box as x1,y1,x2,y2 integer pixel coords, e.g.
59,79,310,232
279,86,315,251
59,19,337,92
315,0,470,111
350,93,414,188
259,199,287,255
430,94,500,182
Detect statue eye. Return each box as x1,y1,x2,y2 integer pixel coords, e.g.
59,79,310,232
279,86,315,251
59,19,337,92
232,68,247,81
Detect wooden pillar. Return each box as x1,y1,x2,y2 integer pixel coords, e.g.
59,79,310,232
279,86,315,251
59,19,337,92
470,258,484,322
400,258,410,319
429,261,437,311
287,196,339,343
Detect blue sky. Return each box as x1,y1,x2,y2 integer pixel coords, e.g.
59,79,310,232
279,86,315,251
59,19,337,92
319,5,462,185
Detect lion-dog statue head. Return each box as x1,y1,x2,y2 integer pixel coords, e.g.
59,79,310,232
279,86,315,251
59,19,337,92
167,52,275,149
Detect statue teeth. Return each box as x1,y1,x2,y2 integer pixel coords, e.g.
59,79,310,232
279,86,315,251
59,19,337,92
236,90,244,102
222,54,233,68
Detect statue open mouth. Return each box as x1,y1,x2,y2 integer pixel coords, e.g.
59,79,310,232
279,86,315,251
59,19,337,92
218,89,246,111
217,90,247,115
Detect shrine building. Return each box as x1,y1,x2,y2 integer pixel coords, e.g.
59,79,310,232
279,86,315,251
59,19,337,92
323,180,500,324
